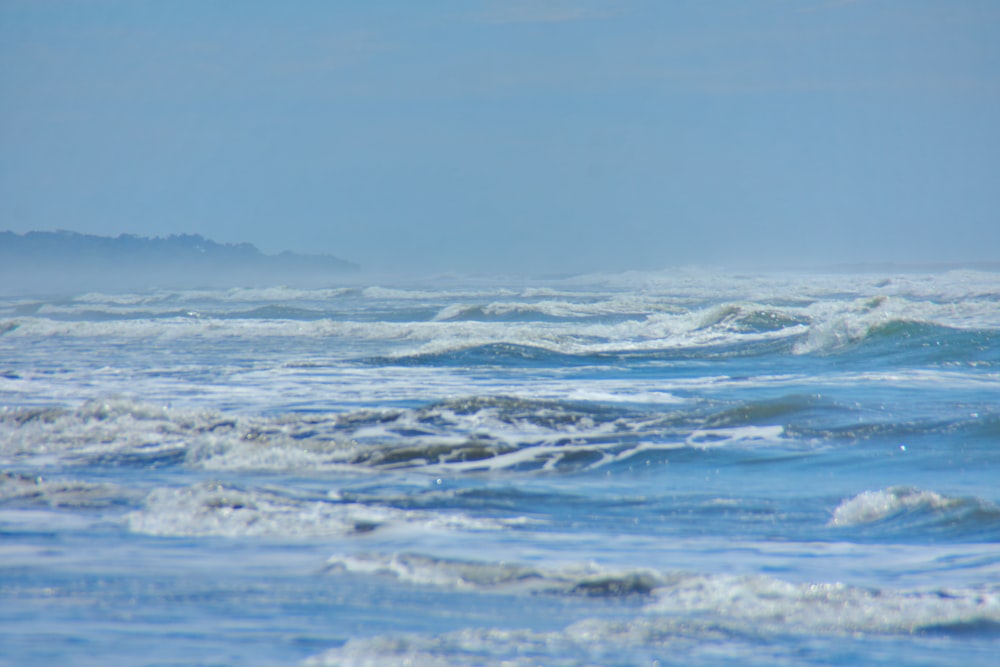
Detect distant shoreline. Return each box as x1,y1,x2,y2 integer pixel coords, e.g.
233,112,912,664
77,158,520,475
0,230,358,293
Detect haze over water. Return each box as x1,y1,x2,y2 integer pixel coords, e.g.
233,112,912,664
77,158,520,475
2,1,999,274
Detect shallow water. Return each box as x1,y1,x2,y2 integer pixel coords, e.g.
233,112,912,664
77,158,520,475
2,268,999,665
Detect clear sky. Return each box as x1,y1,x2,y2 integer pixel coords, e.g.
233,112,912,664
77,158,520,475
2,0,998,275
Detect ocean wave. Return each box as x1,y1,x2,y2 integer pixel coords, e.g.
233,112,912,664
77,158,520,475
27,393,995,481
376,342,589,368
6,289,998,376
787,409,1000,444
379,336,803,368
125,481,517,539
22,286,359,319
643,572,1000,636
0,471,137,509
1,396,802,474
309,554,1000,665
12,393,994,480
304,623,781,667
693,303,808,333
325,552,663,596
74,285,361,305
0,399,202,468
430,296,680,323
803,319,999,364
793,293,1000,357
829,486,1000,539
385,302,994,365
6,268,999,311
567,267,1000,305
309,396,791,473
32,303,336,322
361,286,513,301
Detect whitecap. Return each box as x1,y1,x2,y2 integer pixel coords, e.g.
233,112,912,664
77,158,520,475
0,471,137,509
307,562,1000,666
829,486,963,527
324,552,663,596
126,482,512,539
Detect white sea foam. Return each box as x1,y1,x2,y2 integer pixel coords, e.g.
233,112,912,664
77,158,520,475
74,285,359,305
307,559,1000,665
793,293,1000,354
0,399,199,467
4,352,738,415
0,471,137,509
0,394,828,474
4,279,997,369
829,487,963,527
685,425,785,448
126,482,512,538
325,552,663,595
362,286,512,300
430,295,679,322
568,267,1000,306
3,268,998,667
324,548,1000,635
642,572,1000,635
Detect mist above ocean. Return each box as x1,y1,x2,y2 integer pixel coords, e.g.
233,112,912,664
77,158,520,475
1,267,999,666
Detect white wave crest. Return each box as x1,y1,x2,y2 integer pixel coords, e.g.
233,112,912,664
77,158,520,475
829,486,962,527
325,552,662,595
0,471,136,509
0,398,199,467
126,482,512,538
307,561,1000,665
643,572,1000,635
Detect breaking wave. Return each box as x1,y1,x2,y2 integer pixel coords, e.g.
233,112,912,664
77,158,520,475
829,486,1000,540
6,288,998,377
0,471,137,509
125,481,516,538
0,396,801,474
325,552,665,596
309,552,1000,665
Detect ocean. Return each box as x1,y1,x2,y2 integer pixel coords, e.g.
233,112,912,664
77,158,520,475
1,268,998,666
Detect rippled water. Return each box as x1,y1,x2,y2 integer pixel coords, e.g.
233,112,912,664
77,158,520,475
2,268,999,665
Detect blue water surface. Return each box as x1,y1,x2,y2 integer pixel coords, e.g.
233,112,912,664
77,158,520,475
1,269,999,666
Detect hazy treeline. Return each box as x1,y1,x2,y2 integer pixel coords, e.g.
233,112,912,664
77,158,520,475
0,230,358,294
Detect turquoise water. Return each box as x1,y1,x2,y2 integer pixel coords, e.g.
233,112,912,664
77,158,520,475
1,269,999,665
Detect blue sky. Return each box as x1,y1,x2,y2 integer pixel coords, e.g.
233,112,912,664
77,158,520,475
2,0,998,274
